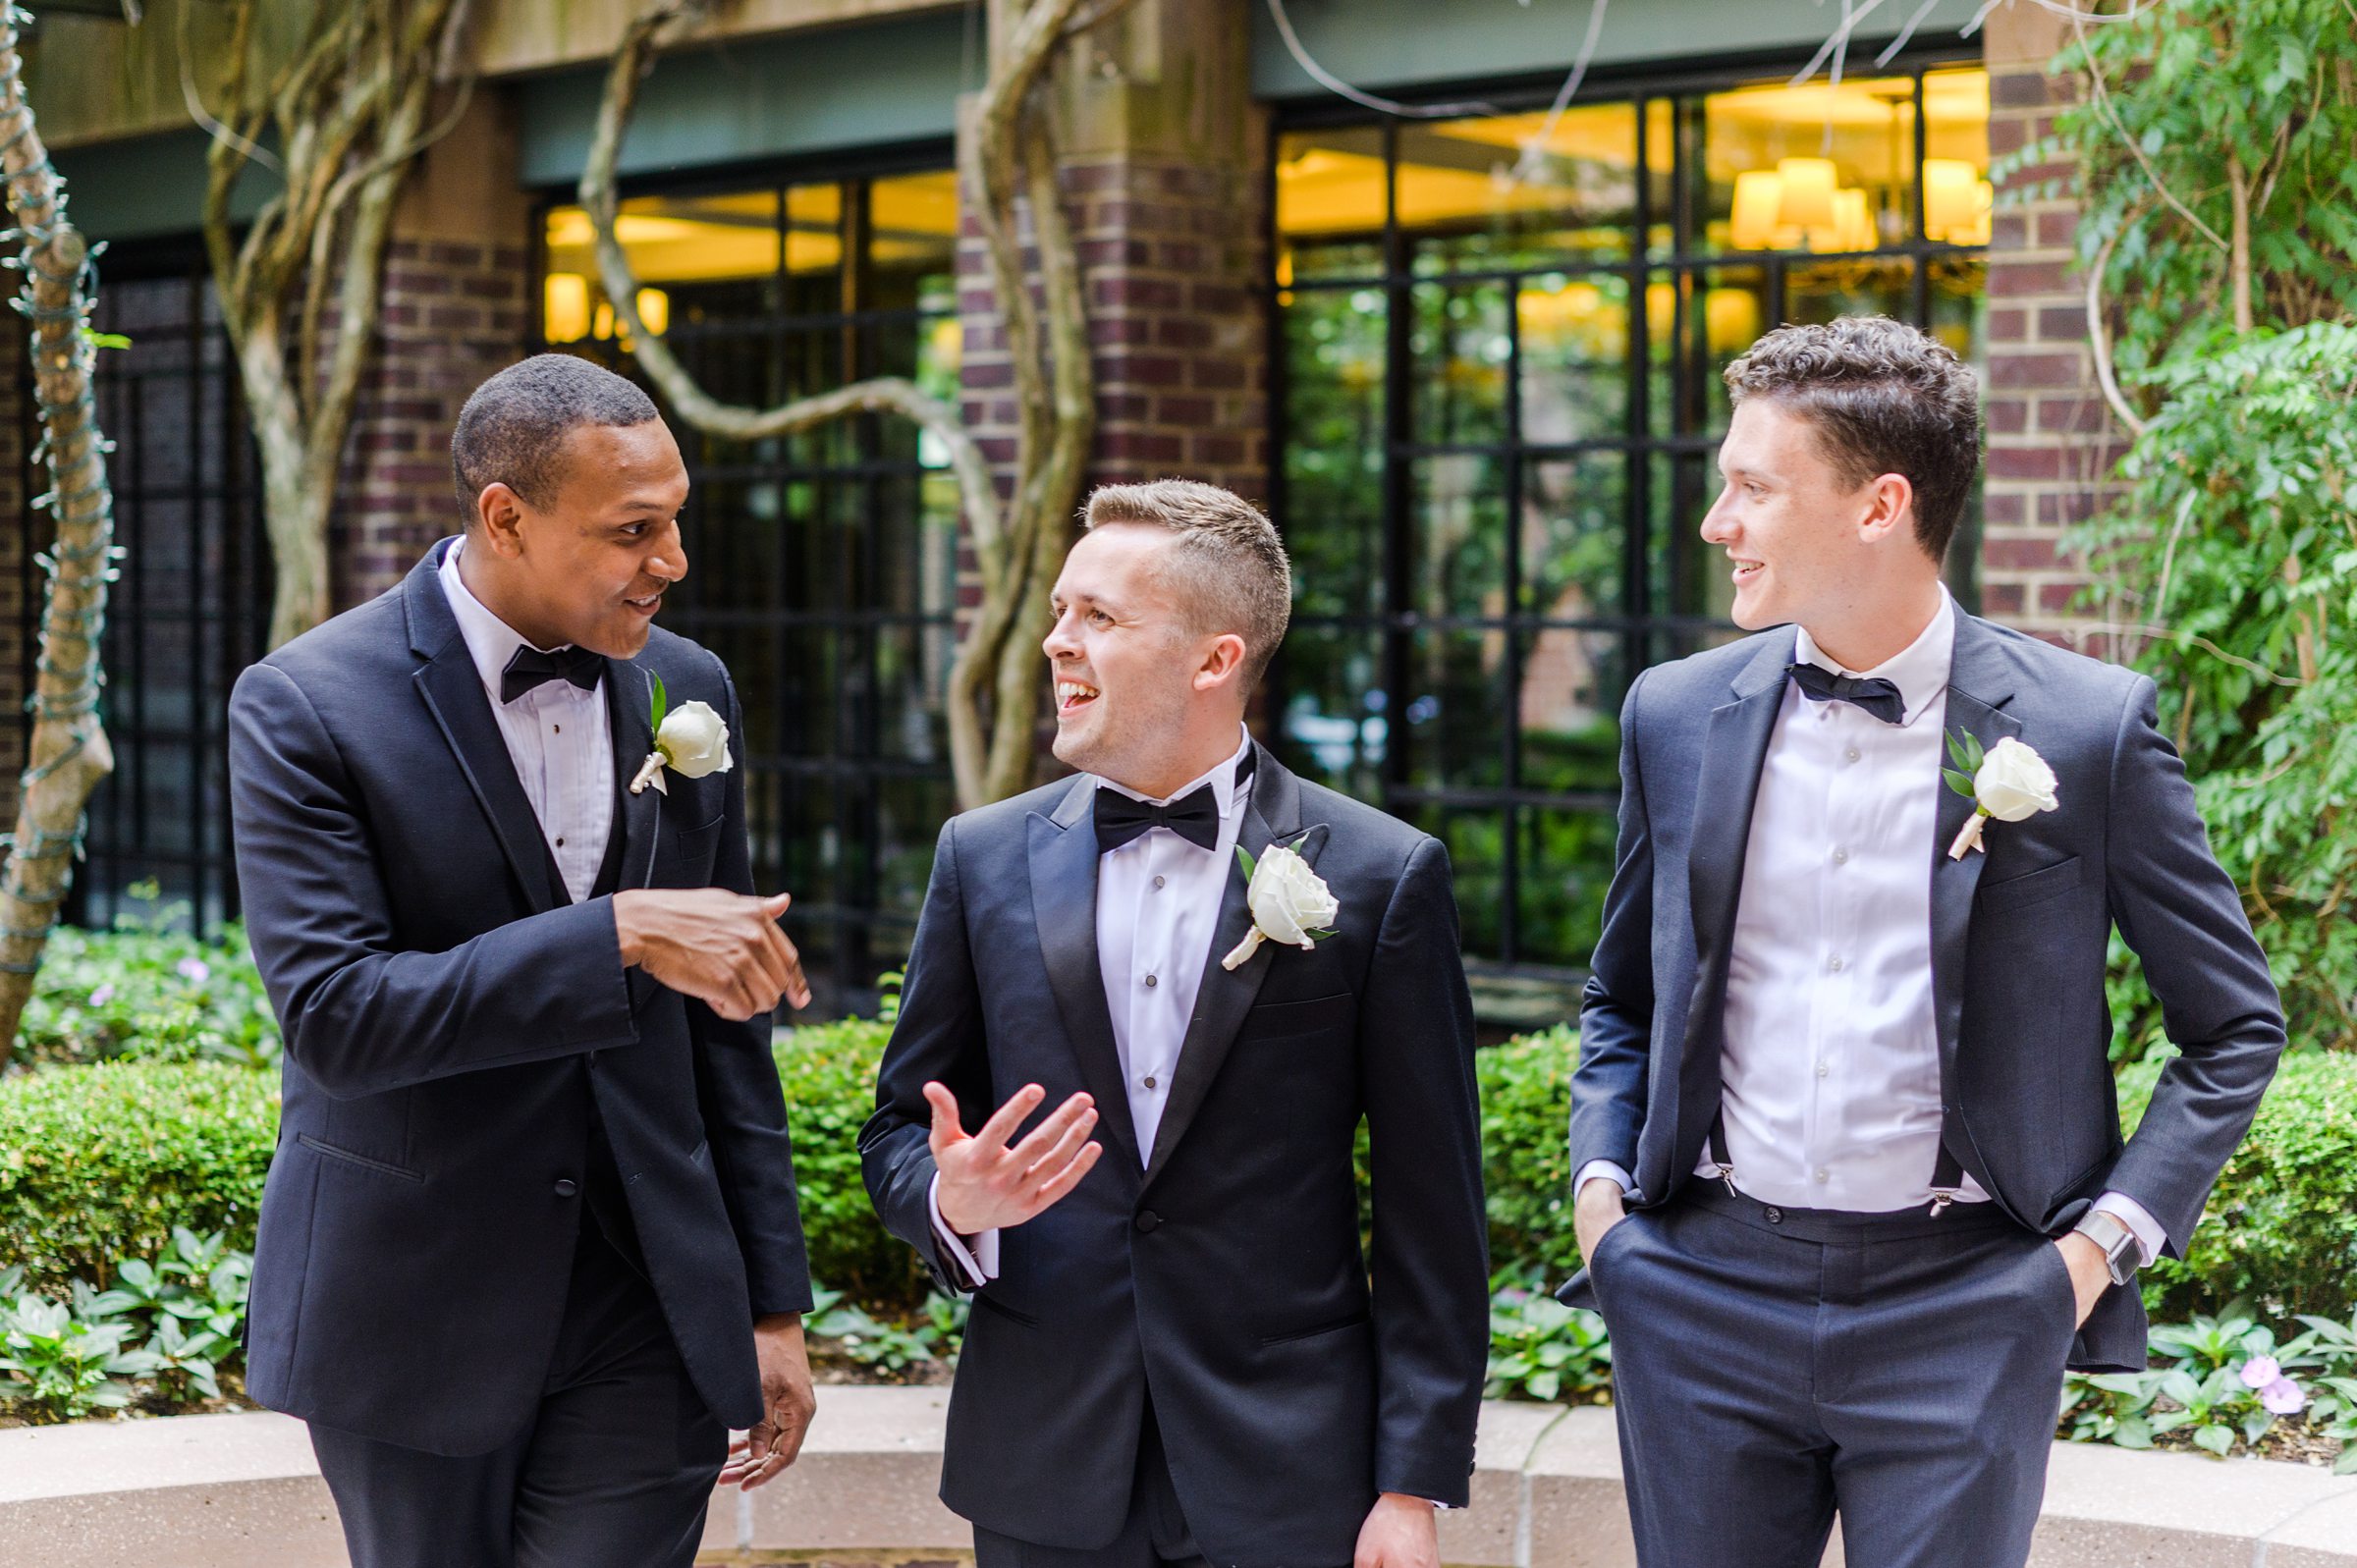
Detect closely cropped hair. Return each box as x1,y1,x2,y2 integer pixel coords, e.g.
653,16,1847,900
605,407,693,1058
452,353,661,519
1083,480,1291,692
1724,317,1983,563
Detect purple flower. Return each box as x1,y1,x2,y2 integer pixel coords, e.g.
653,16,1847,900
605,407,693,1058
2260,1377,2306,1416
2239,1355,2281,1389
88,984,115,1007
177,957,211,984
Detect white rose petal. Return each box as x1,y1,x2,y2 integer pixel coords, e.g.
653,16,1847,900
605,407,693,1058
1973,736,2058,823
656,700,734,780
1247,844,1338,951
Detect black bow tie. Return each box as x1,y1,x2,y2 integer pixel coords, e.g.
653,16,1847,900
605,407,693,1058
1092,750,1256,854
501,644,604,705
1787,661,1906,726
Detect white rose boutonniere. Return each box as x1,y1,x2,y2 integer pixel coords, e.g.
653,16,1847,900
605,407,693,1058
1220,839,1340,972
1944,731,2057,859
628,674,735,795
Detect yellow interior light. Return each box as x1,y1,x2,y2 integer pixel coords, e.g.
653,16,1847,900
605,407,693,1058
1775,157,1838,229
1923,159,1978,243
634,288,670,337
543,273,589,343
1730,170,1784,250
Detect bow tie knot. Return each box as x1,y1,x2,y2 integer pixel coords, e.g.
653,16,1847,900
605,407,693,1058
501,644,604,705
1091,750,1257,853
1786,661,1906,726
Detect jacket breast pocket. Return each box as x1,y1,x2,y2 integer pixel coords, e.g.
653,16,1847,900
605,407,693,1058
1977,854,2083,915
1238,990,1354,1042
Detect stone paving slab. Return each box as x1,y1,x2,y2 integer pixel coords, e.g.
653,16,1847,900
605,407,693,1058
2,1393,2351,1567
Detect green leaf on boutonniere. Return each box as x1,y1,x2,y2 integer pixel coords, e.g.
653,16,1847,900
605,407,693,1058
1235,844,1258,880
649,673,668,732
1944,767,1977,797
1302,928,1337,942
1946,729,1984,774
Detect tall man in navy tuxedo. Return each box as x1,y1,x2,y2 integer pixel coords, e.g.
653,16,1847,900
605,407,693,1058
1562,317,2284,1568
861,481,1490,1568
230,354,819,1568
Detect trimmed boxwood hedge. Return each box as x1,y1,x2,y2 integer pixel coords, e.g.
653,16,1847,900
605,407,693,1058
4,1018,2351,1321
0,1061,278,1293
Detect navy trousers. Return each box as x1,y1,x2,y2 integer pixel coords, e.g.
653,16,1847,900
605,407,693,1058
307,1217,727,1568
1588,1187,2078,1568
970,1396,1218,1568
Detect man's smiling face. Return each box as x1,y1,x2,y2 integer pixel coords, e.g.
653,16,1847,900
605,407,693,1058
1041,522,1197,788
497,419,690,658
1700,397,1879,633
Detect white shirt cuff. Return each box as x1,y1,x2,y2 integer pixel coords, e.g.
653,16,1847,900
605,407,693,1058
2090,1190,2165,1269
1573,1160,1634,1198
928,1171,1000,1284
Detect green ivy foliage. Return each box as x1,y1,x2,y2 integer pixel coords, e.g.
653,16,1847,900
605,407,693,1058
2020,1,2357,1053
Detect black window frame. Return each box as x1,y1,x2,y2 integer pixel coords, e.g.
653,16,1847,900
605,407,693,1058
1265,45,1990,1007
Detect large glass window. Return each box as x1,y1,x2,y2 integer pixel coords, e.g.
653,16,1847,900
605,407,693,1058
540,156,960,1014
1273,63,1989,1003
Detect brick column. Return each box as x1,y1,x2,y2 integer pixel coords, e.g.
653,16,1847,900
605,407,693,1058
1980,5,2124,655
333,90,533,608
958,0,1268,509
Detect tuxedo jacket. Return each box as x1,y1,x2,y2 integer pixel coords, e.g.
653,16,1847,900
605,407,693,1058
1564,612,2284,1371
859,746,1489,1566
228,540,812,1455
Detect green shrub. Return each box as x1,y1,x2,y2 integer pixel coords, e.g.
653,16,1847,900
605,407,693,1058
2124,1049,2357,1321
12,919,279,1071
1479,1026,1580,1280
774,1018,928,1309
0,1063,277,1295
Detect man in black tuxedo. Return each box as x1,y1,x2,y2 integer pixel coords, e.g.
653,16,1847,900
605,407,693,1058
861,481,1489,1568
1562,318,2284,1567
229,354,819,1568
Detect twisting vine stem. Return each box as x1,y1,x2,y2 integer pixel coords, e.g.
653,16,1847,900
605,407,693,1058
584,0,1140,807
0,5,120,1039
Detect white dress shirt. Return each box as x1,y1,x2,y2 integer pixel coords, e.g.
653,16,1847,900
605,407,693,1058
439,538,615,903
931,728,1254,1284
1577,592,2161,1262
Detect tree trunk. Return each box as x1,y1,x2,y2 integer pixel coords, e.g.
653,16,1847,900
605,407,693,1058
0,9,119,1046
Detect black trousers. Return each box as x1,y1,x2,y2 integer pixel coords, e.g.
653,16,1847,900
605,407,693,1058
1590,1186,2079,1568
308,1218,727,1568
971,1396,1213,1568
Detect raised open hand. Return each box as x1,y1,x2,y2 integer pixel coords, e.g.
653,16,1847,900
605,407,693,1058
928,1081,1105,1236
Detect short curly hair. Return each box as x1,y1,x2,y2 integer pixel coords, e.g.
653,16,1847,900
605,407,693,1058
1724,317,1982,564
451,352,660,519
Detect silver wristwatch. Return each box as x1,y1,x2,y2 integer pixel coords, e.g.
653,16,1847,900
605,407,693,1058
2072,1211,2141,1287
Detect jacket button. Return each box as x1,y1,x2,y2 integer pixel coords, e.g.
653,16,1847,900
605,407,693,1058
1134,1210,1163,1233
554,1178,579,1198
1764,1206,1783,1224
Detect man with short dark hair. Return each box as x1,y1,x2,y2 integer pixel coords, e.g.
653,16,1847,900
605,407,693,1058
230,352,819,1568
1562,316,2284,1567
861,479,1490,1568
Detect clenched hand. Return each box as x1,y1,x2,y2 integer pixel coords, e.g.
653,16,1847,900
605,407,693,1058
928,1082,1104,1236
613,889,810,1020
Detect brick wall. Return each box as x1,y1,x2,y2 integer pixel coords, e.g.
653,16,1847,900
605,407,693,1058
332,236,532,608
1979,5,2123,654
956,158,1268,510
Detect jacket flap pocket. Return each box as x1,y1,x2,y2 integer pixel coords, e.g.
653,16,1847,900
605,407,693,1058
1977,854,2083,914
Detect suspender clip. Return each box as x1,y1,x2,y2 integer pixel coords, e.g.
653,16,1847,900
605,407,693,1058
1714,1162,1739,1199
1928,1188,1959,1217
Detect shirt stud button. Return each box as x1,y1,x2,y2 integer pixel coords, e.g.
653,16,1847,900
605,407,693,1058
1144,1075,1158,1090
1816,1061,1830,1078
1828,956,1844,972
1814,1168,1831,1183
1153,876,1166,890
1144,974,1158,988
1844,747,1860,763
1832,847,1848,865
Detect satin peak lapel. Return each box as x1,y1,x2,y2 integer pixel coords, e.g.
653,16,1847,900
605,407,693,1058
1028,777,1143,1174
1143,747,1320,1191
410,571,560,915
1930,615,2022,1078
607,660,663,891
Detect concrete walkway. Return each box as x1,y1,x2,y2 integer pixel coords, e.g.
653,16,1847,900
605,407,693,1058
1,1391,2351,1567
